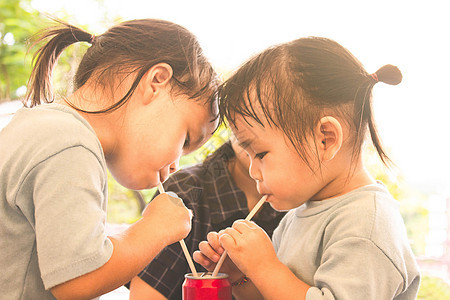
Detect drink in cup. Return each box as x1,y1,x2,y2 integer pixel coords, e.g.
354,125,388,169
182,272,232,300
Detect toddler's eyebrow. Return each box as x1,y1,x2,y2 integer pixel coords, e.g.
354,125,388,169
238,138,253,149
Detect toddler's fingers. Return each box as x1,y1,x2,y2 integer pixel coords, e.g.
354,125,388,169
245,220,258,229
219,233,237,249
198,240,221,262
193,250,215,269
232,220,252,233
222,227,240,240
206,232,224,254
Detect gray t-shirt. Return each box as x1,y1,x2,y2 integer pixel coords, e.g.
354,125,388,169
0,103,113,299
272,183,420,299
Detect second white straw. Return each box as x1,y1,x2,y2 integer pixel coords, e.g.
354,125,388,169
157,182,199,277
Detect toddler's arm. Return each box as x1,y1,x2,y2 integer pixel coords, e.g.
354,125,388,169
51,192,192,300
218,220,311,300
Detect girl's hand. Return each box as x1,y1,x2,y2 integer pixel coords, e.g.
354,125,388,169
193,231,244,281
142,192,192,245
219,220,278,279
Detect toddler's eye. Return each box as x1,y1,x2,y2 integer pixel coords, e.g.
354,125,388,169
254,152,268,159
183,132,191,149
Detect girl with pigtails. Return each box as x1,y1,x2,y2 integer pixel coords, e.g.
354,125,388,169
0,18,219,299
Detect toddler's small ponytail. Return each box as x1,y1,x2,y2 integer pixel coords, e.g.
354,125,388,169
371,64,402,85
365,64,402,168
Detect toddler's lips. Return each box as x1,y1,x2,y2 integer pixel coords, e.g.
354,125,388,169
258,192,272,201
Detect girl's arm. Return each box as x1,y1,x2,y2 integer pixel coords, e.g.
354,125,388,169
51,193,191,300
129,276,167,300
129,178,203,300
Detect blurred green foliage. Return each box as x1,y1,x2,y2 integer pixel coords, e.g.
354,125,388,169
107,171,146,224
0,0,91,102
417,275,450,299
0,0,41,100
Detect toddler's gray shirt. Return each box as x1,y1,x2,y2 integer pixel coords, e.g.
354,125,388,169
273,184,420,299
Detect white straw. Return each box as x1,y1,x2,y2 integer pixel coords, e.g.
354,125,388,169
157,182,199,277
211,194,268,277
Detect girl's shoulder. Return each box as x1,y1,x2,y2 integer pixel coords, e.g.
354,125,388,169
1,103,104,168
25,104,98,145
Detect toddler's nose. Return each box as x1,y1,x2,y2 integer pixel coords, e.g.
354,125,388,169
249,159,263,182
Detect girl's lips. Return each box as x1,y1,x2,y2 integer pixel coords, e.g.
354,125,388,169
159,169,169,184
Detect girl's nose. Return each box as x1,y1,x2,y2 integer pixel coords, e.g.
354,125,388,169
169,159,180,174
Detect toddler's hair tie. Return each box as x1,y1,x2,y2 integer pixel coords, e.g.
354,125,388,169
370,73,379,82
90,34,96,44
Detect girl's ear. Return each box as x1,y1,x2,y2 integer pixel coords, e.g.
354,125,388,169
140,63,174,105
316,116,343,161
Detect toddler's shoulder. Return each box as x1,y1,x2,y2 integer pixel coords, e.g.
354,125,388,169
327,184,403,239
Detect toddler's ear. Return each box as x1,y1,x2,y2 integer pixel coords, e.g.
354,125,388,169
316,116,343,161
140,63,174,105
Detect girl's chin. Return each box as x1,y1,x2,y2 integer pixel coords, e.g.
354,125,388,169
117,175,159,191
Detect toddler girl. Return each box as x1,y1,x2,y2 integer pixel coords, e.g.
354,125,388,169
194,37,420,299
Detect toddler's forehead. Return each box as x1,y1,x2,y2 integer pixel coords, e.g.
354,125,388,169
231,116,263,142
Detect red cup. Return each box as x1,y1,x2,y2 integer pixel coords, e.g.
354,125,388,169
182,272,232,300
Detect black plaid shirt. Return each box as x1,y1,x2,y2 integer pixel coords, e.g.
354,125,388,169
137,142,285,299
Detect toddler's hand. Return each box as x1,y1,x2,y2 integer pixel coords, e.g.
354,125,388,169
219,220,277,278
142,192,192,245
193,231,223,270
193,231,243,281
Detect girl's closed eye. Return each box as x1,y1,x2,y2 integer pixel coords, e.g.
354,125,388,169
254,151,268,159
183,132,191,149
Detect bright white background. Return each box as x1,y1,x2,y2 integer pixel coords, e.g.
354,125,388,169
31,0,450,195
26,0,450,297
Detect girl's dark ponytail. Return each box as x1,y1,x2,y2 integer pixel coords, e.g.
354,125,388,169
24,18,218,116
25,19,92,107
